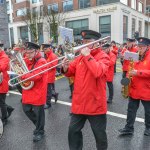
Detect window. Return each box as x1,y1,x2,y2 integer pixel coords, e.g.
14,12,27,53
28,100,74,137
138,2,143,12
123,15,128,41
0,0,4,4
131,18,136,38
138,21,142,36
63,0,73,12
99,15,111,37
10,28,14,45
79,0,90,9
20,26,28,43
8,14,11,23
7,2,10,11
97,0,119,5
40,5,43,16
120,0,128,5
66,19,89,40
16,0,27,3
131,0,136,10
32,0,37,4
48,3,58,14
32,7,37,14
16,8,27,16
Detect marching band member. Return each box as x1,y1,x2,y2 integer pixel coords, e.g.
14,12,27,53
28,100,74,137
122,38,138,78
111,41,118,73
102,43,117,103
21,42,48,142
41,44,59,109
0,42,14,126
119,37,150,136
62,30,110,150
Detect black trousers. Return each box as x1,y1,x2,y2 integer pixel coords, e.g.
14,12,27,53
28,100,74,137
68,114,108,150
0,94,7,120
22,104,45,135
46,83,57,105
107,82,113,100
125,97,150,130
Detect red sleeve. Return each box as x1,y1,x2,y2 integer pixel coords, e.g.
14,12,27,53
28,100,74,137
0,56,9,72
109,53,116,67
137,70,150,78
82,54,110,78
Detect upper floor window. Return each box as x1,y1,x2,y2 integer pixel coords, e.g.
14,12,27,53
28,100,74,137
7,2,10,11
97,0,119,5
63,0,73,12
16,0,28,3
138,2,143,12
16,8,27,16
32,0,37,4
79,0,90,9
131,0,136,10
48,3,58,14
120,0,128,5
0,0,4,4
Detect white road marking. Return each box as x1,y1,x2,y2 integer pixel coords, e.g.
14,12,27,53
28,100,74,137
9,91,144,123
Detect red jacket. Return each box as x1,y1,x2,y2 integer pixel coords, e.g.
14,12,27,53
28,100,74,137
64,48,110,115
0,51,10,93
22,52,48,105
122,46,138,72
45,51,58,83
112,46,118,56
129,49,150,101
106,51,117,82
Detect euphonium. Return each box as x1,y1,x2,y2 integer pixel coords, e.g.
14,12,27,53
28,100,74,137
121,59,134,99
9,46,34,90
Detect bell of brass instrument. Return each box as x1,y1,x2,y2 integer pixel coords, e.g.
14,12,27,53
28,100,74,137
121,59,134,99
9,46,34,90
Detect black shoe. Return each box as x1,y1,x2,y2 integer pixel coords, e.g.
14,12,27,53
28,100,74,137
44,104,51,109
7,107,14,119
107,99,112,103
33,133,44,142
54,93,59,103
69,95,72,99
144,128,150,136
118,128,134,135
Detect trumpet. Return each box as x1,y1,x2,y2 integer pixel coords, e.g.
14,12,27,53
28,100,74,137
8,36,110,88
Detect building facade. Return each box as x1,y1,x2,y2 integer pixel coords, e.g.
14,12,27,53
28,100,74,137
0,0,10,48
7,0,150,46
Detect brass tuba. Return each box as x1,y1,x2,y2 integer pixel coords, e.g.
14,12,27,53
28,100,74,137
9,40,34,90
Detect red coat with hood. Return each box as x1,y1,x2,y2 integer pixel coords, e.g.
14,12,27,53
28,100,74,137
106,51,117,82
122,46,138,72
129,49,150,101
45,50,58,83
64,48,110,115
22,52,48,105
0,51,9,93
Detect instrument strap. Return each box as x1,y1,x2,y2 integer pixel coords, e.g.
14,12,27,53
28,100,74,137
30,57,42,70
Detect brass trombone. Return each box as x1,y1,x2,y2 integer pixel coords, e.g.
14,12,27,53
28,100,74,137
8,36,110,88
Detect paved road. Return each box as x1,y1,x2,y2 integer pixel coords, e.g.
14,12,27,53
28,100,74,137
0,61,150,150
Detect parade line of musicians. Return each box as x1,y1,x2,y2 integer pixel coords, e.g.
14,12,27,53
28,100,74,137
0,29,150,150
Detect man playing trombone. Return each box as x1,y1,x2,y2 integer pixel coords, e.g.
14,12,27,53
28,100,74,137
21,42,48,142
62,30,110,150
